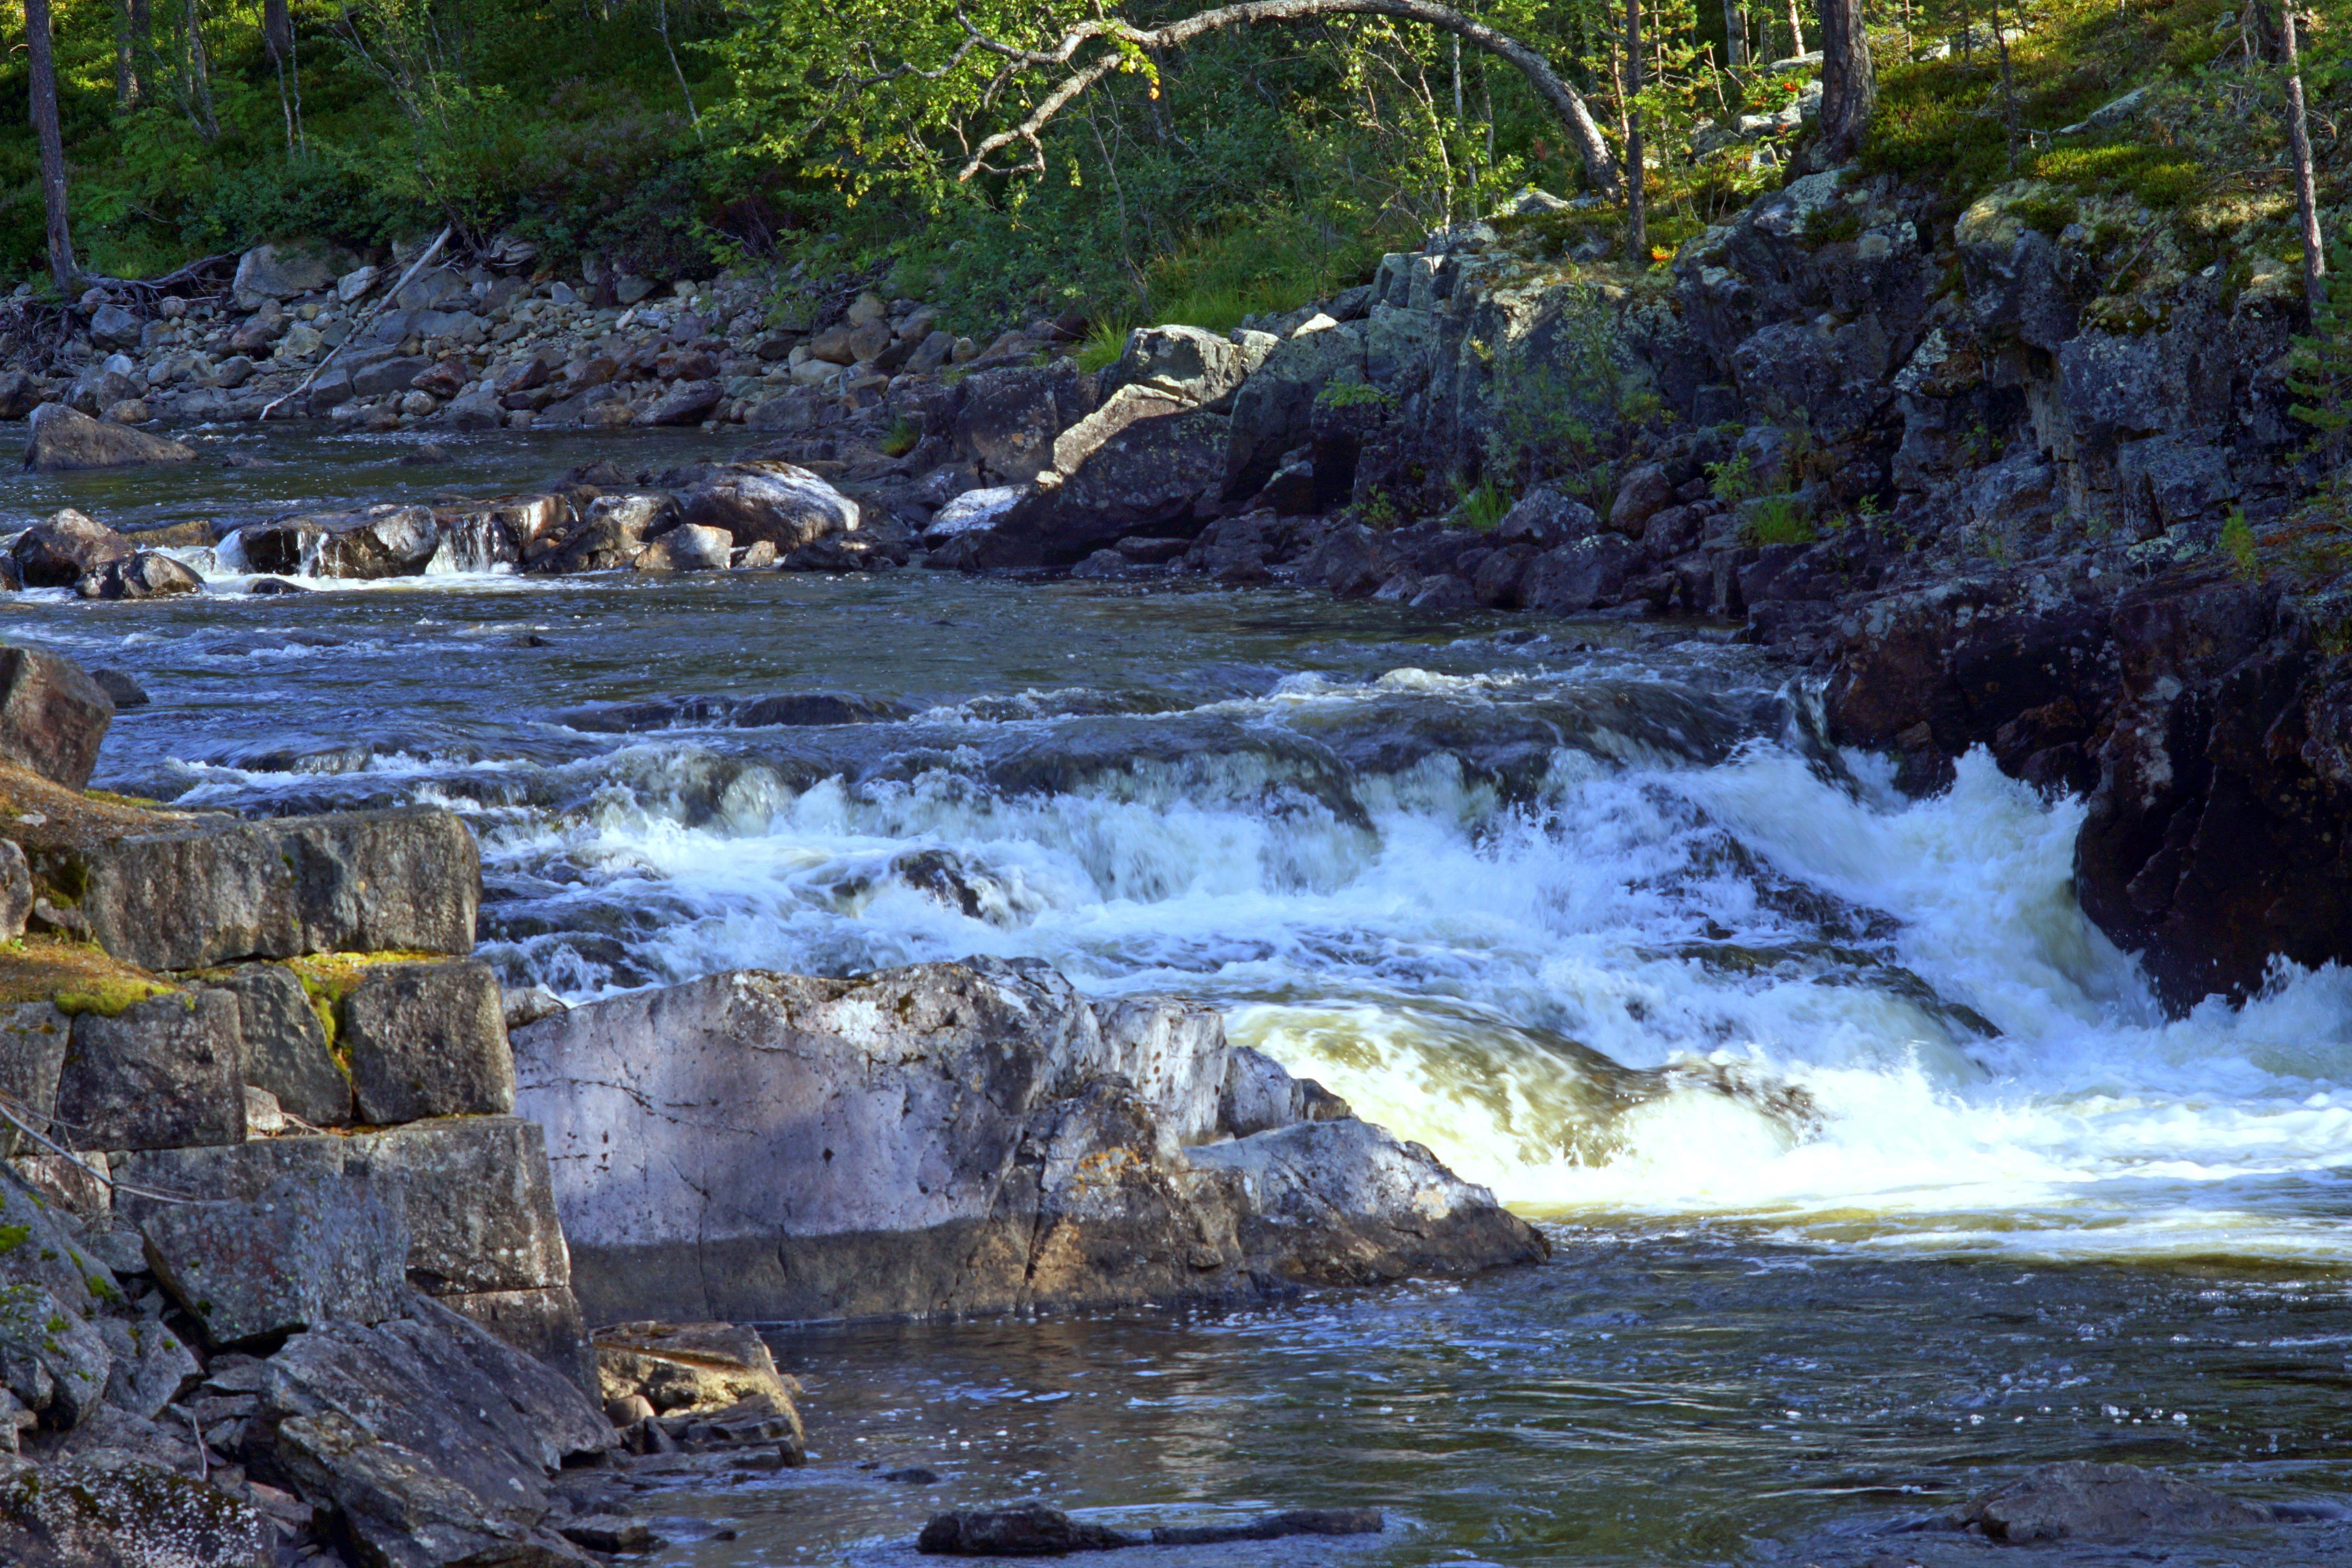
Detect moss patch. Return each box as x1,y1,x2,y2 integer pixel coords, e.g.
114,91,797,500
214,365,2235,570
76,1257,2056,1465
281,951,445,1058
0,936,178,1016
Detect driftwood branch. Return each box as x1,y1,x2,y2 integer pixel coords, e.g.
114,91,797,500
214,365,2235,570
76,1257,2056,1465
928,0,1622,194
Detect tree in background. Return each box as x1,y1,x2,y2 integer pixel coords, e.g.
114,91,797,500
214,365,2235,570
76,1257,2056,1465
24,0,80,294
1817,0,1874,162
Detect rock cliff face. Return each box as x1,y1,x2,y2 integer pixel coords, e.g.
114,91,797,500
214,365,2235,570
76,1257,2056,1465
513,959,1546,1324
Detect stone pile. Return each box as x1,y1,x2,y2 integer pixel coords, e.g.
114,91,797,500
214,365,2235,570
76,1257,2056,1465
0,641,786,1565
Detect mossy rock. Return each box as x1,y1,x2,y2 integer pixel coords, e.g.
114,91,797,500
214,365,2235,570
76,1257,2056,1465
0,937,178,1018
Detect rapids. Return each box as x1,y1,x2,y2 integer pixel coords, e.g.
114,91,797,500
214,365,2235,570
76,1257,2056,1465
4,428,2347,1565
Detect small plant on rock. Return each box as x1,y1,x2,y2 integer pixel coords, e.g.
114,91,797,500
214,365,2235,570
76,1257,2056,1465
880,418,920,458
1451,476,1513,534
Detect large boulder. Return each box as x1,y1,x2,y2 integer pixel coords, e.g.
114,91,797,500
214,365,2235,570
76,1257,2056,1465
1099,324,1248,405
981,409,1227,568
1224,323,1366,500
951,362,1093,483
1520,534,1643,614
632,378,723,426
64,806,479,972
232,243,341,305
512,960,1545,1324
232,505,440,579
0,646,113,787
674,462,859,550
11,509,133,588
21,404,195,472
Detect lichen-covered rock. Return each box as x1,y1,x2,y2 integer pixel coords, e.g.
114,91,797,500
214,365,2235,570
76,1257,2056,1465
1098,324,1248,405
0,645,114,788
0,1452,271,1567
143,1175,410,1348
56,990,245,1152
202,964,352,1127
951,362,1092,483
0,1283,111,1428
0,1004,68,1158
336,960,514,1124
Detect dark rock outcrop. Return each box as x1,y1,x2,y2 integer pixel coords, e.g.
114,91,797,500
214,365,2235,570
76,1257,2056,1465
22,403,197,471
0,647,113,788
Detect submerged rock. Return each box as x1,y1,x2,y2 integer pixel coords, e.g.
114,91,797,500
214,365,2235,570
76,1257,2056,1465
512,959,1545,1324
1956,1460,2274,1543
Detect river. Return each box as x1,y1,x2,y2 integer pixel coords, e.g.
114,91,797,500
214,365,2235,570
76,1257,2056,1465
5,428,2348,1565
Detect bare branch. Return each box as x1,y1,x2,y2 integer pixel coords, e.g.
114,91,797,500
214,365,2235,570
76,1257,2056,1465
928,0,1620,194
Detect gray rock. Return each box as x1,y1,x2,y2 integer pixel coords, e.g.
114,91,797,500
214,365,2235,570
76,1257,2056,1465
438,1288,594,1396
0,1161,113,1313
530,491,673,573
674,462,859,550
0,644,113,790
1520,534,1642,614
84,669,148,708
86,304,141,350
11,509,133,589
351,355,432,398
0,844,25,947
0,1453,270,1567
1956,190,2080,353
982,409,1226,568
71,806,479,972
95,1318,199,1421
144,1174,410,1347
22,404,195,472
952,362,1092,483
1609,463,1676,533
233,504,440,579
0,1283,111,1428
513,960,1544,1324
1225,324,1366,499
338,960,515,1124
1099,325,1248,405
636,522,731,571
919,1503,1137,1555
1957,1460,2274,1543
258,1298,613,1568
1220,1045,1348,1137
75,551,201,601
233,243,339,304
57,990,245,1152
1048,382,1193,476
205,963,352,1127
0,1003,63,1155
633,378,722,426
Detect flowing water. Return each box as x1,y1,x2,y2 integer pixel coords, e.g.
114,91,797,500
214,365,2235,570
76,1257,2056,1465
6,431,2350,1565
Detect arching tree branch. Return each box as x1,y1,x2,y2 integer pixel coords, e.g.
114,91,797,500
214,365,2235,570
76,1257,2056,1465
932,0,1622,195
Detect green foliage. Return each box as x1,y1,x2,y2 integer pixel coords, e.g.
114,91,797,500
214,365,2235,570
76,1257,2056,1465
2288,238,2352,459
880,417,919,457
1076,321,1129,373
2221,508,2260,578
1708,451,1761,505
1740,493,1815,547
1452,476,1513,533
1316,376,1394,410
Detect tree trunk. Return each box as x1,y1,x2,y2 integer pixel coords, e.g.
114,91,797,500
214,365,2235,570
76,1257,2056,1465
115,0,141,107
1817,0,1874,162
1624,0,1645,256
1723,0,1747,67
25,0,78,297
264,0,297,151
184,0,218,139
2277,1,2325,312
1784,0,1804,56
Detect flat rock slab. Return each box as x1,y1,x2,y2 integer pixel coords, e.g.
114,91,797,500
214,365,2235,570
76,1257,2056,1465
1957,1461,2275,1543
68,806,478,972
515,959,1543,1325
203,963,352,1126
142,1174,410,1348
